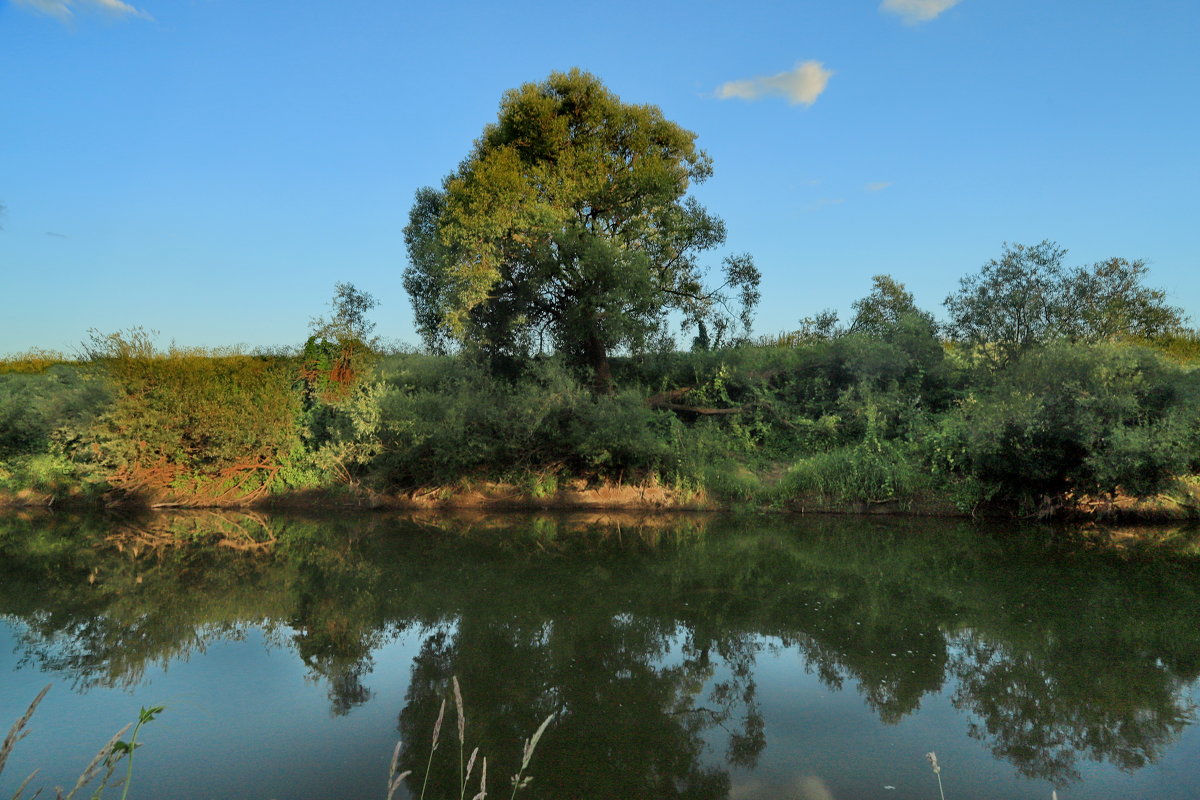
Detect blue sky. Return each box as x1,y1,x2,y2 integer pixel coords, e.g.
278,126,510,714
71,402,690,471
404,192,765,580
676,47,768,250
2,0,1197,353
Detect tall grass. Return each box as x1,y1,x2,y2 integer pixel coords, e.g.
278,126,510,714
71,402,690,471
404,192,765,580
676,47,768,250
393,675,553,800
779,439,930,508
0,686,161,800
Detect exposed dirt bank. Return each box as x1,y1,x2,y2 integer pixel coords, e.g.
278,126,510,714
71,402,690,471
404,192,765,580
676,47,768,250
4,479,1198,521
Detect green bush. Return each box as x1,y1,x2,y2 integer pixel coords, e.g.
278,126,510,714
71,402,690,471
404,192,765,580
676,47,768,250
84,330,301,491
0,453,102,496
374,358,677,486
0,365,110,460
922,342,1200,508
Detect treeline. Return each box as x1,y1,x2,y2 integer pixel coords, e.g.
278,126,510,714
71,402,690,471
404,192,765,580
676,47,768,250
2,247,1199,516
4,69,1198,516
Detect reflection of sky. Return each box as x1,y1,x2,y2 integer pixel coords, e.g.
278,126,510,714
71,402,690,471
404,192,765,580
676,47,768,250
4,620,1200,800
702,635,1200,800
1,620,425,800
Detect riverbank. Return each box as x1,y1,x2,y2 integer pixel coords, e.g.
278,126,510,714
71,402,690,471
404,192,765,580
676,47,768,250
4,336,1198,521
5,473,1199,521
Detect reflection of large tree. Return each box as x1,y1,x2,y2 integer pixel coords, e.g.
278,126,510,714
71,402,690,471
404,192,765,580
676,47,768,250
395,596,759,798
5,512,1200,791
670,527,950,725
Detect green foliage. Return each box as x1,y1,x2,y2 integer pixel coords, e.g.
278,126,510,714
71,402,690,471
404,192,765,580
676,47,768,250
922,342,1200,508
0,453,98,496
301,282,381,404
375,357,675,486
304,380,391,484
403,69,760,387
945,241,1186,367
848,274,938,338
0,348,69,374
0,364,109,460
0,302,1195,516
84,330,301,492
780,439,930,507
1134,329,1200,365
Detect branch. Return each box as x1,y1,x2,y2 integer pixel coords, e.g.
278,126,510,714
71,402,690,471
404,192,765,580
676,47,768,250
646,387,747,416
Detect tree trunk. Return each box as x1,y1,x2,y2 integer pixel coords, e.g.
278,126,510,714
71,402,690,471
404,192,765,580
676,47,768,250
583,334,613,395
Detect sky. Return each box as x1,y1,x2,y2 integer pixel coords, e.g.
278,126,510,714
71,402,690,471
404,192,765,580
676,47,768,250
2,0,1197,353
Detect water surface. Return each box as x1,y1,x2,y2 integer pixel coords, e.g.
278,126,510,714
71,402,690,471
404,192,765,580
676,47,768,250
2,511,1199,799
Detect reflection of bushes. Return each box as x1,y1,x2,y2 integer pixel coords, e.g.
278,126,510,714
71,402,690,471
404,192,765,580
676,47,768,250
951,635,1194,786
4,512,1200,788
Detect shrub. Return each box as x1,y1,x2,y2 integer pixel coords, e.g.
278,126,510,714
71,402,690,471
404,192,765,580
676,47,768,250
0,365,109,460
922,342,1200,508
84,330,301,496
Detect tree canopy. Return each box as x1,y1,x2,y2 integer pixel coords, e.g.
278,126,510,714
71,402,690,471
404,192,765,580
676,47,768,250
403,69,759,389
945,241,1185,367
848,274,937,339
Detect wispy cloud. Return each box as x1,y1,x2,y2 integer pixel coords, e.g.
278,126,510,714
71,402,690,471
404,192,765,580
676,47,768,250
880,0,961,24
45,231,69,239
804,197,845,213
14,0,153,21
716,61,833,107
865,182,893,192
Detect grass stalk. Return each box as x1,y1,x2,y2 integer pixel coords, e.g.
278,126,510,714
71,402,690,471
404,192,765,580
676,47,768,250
116,705,164,800
509,714,554,800
386,741,412,800
454,677,465,800
418,698,446,800
61,723,131,800
925,751,945,800
0,685,50,779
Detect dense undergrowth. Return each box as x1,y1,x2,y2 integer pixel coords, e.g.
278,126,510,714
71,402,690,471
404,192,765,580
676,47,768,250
2,324,1199,517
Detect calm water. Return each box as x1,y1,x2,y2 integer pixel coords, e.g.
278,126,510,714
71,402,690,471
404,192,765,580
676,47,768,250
2,511,1199,799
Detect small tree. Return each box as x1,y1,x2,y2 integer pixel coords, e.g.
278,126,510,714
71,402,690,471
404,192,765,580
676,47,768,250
1062,257,1186,343
403,69,760,391
303,282,379,399
300,284,387,484
944,241,1068,367
848,275,937,339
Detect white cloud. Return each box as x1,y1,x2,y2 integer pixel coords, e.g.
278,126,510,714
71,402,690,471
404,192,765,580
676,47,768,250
14,0,152,21
716,61,833,107
880,0,961,23
865,181,893,192
95,0,152,17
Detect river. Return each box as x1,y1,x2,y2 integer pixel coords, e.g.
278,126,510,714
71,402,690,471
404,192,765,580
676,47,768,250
1,511,1198,799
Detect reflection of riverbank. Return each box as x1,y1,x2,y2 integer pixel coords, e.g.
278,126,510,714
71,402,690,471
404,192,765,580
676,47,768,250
2,512,1200,795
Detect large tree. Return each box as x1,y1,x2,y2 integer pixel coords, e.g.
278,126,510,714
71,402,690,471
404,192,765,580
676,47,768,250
403,69,759,389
